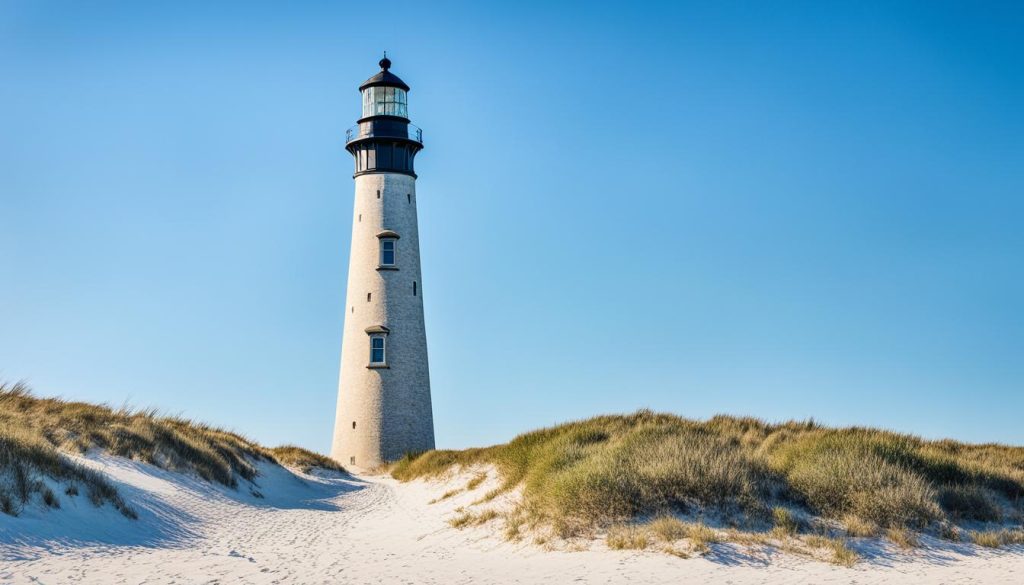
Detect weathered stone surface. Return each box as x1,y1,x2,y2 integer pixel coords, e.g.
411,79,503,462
331,172,435,470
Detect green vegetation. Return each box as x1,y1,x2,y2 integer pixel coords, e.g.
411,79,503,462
392,409,1024,554
0,382,341,518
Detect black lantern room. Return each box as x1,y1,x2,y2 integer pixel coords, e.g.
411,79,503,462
345,56,423,177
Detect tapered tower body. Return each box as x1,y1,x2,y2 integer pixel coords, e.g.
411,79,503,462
331,57,434,470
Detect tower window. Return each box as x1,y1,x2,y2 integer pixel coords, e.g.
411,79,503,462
377,190,381,199
365,325,390,367
413,281,417,296
350,456,355,465
352,421,356,429
407,193,411,203
367,292,371,302
380,239,396,266
370,336,386,364
358,214,361,222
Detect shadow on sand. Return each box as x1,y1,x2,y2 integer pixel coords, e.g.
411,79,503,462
0,455,368,559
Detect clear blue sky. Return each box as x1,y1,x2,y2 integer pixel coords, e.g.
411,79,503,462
2,1,1022,451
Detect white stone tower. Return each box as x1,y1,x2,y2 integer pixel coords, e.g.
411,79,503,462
331,56,434,470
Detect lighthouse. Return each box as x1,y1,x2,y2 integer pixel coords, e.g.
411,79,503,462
331,56,435,470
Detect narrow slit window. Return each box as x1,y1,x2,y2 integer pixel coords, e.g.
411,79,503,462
370,336,386,364
367,292,371,302
407,193,411,203
350,456,355,465
352,421,356,429
358,214,361,222
380,239,396,266
413,281,417,296
376,190,381,199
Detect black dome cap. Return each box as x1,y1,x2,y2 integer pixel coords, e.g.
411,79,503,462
359,55,410,91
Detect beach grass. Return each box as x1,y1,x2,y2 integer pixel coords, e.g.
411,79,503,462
0,382,340,517
392,409,1024,546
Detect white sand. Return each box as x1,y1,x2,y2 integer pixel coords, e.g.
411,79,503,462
1,456,1022,584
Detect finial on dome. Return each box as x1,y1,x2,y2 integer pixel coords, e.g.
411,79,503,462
379,52,391,71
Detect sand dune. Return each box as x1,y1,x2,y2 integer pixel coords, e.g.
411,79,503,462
2,455,1022,584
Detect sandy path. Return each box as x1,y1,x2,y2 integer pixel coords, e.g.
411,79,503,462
1,457,1022,584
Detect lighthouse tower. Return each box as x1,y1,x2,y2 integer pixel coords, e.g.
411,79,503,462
331,57,434,470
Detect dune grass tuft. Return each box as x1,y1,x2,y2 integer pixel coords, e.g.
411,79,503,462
969,528,1024,548
449,508,499,528
684,522,720,553
466,472,487,491
606,525,650,550
649,515,690,541
805,534,859,566
886,526,920,549
269,445,345,474
970,530,1004,548
772,506,800,536
842,514,879,538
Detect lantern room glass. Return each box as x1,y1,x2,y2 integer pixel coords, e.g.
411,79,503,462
362,86,408,118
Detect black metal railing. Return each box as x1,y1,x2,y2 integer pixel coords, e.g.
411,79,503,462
345,123,423,145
